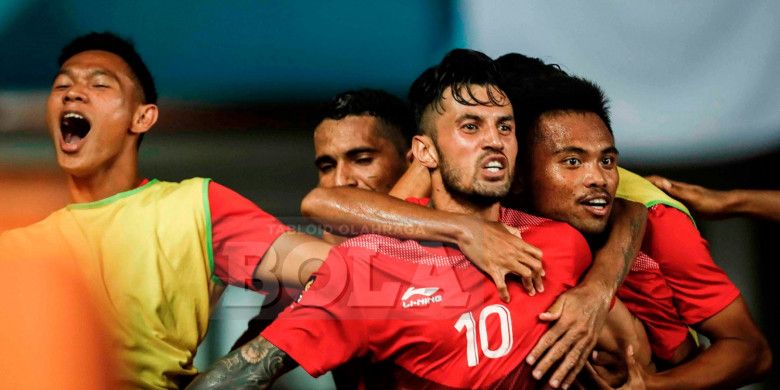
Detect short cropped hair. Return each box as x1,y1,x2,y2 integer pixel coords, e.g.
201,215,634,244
408,49,507,136
496,53,611,142
59,32,157,104
320,89,415,153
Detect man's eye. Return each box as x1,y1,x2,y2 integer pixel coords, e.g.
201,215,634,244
93,84,110,88
318,165,333,173
355,157,374,165
564,158,581,166
53,83,69,90
498,124,513,133
463,123,478,131
602,157,615,166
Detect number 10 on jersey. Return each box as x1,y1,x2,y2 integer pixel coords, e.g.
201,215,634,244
454,304,514,367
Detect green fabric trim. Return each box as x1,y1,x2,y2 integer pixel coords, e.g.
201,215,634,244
689,327,700,347
644,199,697,227
202,178,221,284
67,179,160,210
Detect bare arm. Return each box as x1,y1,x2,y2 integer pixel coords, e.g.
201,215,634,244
254,231,331,289
645,297,772,390
646,176,780,222
528,199,647,389
301,186,543,301
187,337,297,390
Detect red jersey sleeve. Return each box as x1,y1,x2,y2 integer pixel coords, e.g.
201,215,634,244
261,246,369,377
642,205,740,325
208,181,291,289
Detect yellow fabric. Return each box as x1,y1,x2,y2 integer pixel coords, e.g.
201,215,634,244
615,167,700,346
0,178,216,389
616,167,694,222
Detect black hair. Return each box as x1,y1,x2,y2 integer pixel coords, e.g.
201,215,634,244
408,49,507,135
495,52,611,142
59,32,157,104
320,89,415,153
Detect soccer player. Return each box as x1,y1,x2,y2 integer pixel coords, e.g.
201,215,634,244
188,49,615,390
500,54,771,389
0,32,333,389
313,88,414,196
646,176,780,222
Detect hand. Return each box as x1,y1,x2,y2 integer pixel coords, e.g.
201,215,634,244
458,217,544,302
645,176,725,218
584,346,647,390
527,283,612,389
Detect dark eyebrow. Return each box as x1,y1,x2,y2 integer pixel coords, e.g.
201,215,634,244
456,114,484,123
345,147,377,159
497,115,514,123
553,146,587,155
603,146,620,155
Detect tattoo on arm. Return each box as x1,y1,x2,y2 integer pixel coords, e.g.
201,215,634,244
187,337,297,390
616,216,645,289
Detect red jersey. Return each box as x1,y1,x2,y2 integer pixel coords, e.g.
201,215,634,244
617,205,740,360
263,208,591,389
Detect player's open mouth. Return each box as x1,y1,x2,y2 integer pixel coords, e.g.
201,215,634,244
60,111,91,152
481,156,507,179
579,194,612,216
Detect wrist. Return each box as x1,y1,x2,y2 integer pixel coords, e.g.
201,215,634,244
450,214,475,246
578,274,616,300
725,189,748,215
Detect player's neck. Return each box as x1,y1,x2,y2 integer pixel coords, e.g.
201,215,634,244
429,176,501,222
66,157,142,204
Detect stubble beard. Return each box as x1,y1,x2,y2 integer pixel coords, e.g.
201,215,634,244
437,149,513,207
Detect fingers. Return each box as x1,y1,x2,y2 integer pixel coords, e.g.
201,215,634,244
645,175,672,191
538,296,565,322
505,258,541,296
548,337,592,389
561,359,587,389
624,346,641,379
583,362,612,389
589,349,622,366
527,322,565,366
491,271,511,303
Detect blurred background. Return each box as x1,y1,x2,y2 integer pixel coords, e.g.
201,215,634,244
0,1,777,388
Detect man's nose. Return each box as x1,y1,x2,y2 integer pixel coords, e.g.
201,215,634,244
334,164,358,187
583,165,608,189
63,84,88,104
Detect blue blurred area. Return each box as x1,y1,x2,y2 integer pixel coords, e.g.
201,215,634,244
0,0,462,101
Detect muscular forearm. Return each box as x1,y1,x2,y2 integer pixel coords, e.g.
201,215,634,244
301,186,471,245
647,337,768,390
187,337,296,390
647,298,772,389
585,199,647,295
726,189,780,222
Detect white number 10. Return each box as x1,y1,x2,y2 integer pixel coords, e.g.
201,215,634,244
453,304,513,367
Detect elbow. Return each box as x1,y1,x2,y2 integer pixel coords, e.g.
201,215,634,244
752,334,773,381
301,187,326,218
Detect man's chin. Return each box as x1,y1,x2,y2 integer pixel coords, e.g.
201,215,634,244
573,220,609,236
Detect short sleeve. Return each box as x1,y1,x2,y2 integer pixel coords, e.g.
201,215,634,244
522,221,592,288
643,205,740,324
261,246,369,377
209,182,291,289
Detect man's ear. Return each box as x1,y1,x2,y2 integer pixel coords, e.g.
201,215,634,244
130,104,159,135
412,135,439,169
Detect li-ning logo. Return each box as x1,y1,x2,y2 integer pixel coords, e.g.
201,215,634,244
401,286,443,309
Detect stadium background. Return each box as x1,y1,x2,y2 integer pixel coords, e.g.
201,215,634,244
0,1,777,388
